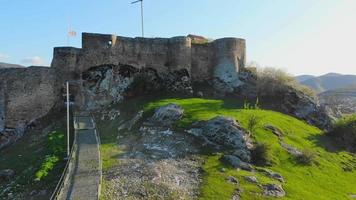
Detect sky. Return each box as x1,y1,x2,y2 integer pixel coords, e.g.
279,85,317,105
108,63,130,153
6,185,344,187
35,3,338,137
0,0,355,75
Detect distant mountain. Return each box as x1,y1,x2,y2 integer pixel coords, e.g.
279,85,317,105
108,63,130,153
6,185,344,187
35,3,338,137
296,73,356,93
295,75,315,82
0,62,25,69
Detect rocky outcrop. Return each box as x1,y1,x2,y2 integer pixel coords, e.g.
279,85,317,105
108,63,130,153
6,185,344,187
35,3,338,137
263,184,286,197
220,155,252,171
187,116,252,166
187,116,252,151
280,89,333,129
148,104,184,127
81,65,192,110
257,168,285,183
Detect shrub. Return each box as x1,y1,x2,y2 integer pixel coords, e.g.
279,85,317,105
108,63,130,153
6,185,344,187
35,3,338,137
247,114,261,133
243,98,260,110
256,67,315,98
328,115,356,151
251,142,274,166
295,149,316,165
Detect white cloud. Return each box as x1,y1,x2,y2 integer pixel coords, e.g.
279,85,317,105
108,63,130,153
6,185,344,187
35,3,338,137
21,56,44,66
0,53,9,61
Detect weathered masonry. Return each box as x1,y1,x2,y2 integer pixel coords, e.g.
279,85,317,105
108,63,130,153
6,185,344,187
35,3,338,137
0,33,246,148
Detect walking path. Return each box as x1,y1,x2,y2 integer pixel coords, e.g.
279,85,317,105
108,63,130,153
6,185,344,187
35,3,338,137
57,112,101,200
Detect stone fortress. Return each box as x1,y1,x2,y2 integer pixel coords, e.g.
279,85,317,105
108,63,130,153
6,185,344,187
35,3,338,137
0,32,247,143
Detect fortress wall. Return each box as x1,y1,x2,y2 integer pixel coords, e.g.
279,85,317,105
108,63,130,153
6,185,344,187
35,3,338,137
78,33,192,76
212,38,246,74
52,47,82,76
52,33,246,84
191,43,214,81
0,67,58,129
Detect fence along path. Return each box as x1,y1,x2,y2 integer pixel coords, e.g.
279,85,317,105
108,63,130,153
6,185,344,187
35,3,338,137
56,112,101,200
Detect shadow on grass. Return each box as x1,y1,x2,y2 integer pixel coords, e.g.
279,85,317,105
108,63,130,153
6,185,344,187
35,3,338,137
307,133,351,153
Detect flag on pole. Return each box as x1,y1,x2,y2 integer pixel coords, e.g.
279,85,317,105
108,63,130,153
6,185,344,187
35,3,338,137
68,30,77,37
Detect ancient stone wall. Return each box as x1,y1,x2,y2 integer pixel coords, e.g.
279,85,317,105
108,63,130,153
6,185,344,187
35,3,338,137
53,33,245,84
0,32,246,136
0,67,58,129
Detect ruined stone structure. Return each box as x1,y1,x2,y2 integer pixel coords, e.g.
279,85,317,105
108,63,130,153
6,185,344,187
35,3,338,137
0,32,246,148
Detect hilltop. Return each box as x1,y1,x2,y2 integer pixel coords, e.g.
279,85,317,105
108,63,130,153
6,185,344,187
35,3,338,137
297,73,356,93
97,97,356,200
0,62,24,69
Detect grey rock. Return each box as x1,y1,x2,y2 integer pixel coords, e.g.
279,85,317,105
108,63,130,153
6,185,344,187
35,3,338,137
232,194,240,200
280,142,302,157
30,190,37,196
264,124,283,137
281,88,333,129
196,91,204,98
101,109,120,121
226,176,239,184
118,110,143,131
244,176,258,183
258,168,285,182
149,104,184,127
7,193,13,198
0,169,15,182
232,149,251,163
187,116,251,152
221,155,252,171
263,184,285,197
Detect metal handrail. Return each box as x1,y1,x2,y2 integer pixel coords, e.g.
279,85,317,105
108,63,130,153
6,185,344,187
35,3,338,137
50,118,78,200
90,113,102,200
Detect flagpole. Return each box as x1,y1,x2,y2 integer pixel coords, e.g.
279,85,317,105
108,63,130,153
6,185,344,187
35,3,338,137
141,0,144,37
131,0,144,37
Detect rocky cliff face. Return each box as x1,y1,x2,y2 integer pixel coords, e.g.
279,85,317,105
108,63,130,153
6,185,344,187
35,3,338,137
273,87,333,130
80,64,192,110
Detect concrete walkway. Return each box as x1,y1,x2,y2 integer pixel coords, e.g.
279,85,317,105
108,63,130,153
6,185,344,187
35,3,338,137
58,113,101,200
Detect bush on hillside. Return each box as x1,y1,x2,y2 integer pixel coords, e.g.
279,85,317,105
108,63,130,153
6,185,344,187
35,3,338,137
256,67,315,98
251,142,274,166
295,149,317,165
247,114,261,133
328,115,356,151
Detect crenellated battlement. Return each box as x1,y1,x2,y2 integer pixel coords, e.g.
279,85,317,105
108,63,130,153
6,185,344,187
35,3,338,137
52,32,246,83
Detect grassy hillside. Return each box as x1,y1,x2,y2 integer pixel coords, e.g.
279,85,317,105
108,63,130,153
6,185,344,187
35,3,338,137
0,116,68,199
98,97,356,199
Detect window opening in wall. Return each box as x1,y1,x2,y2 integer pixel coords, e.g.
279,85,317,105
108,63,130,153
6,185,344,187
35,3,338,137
107,40,113,48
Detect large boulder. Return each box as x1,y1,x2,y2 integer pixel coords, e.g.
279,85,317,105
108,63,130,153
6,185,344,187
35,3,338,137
149,104,184,127
263,184,286,197
187,116,252,162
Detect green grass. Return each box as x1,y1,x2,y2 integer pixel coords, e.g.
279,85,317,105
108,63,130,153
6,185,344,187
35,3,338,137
0,122,67,199
34,131,65,181
142,98,356,200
